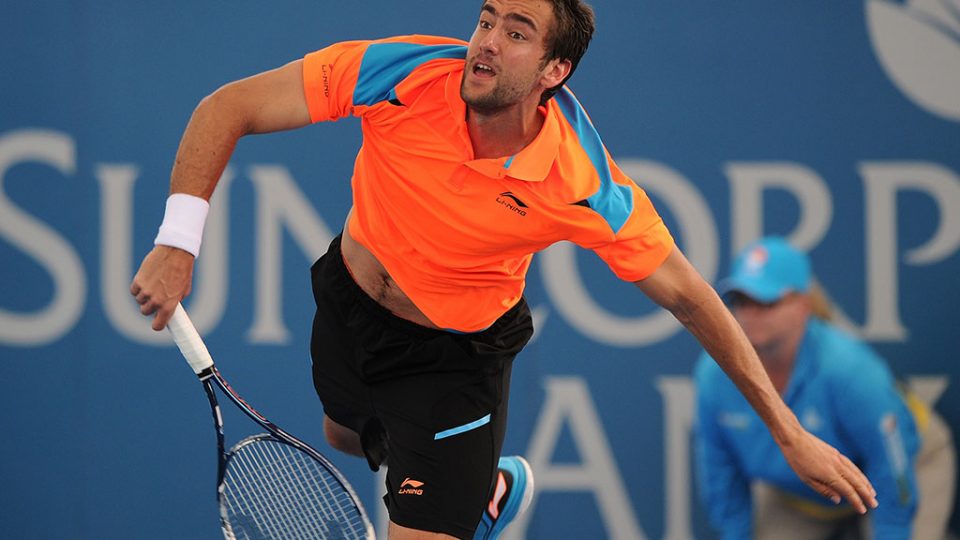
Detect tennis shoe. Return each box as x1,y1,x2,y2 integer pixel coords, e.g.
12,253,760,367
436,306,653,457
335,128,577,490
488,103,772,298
474,456,535,540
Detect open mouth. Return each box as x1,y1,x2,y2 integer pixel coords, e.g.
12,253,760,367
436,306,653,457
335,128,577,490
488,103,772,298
472,62,497,78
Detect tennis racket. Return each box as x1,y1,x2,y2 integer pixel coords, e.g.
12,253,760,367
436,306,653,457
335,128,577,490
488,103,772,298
167,303,376,540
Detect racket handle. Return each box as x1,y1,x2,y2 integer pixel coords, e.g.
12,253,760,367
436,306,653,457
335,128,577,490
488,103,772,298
167,303,215,374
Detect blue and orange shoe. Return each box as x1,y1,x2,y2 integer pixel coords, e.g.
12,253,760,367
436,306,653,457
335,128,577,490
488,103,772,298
474,456,535,540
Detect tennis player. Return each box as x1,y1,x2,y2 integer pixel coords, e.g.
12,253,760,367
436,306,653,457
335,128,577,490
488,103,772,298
130,1,878,538
694,237,956,540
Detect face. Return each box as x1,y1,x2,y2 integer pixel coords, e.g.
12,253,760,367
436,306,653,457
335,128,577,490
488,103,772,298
730,292,811,352
461,0,567,112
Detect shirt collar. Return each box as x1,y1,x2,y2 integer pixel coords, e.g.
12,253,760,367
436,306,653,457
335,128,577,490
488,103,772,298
446,71,561,183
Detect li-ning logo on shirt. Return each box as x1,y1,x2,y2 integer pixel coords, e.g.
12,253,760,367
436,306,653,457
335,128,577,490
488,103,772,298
320,64,332,98
497,191,528,216
398,478,425,495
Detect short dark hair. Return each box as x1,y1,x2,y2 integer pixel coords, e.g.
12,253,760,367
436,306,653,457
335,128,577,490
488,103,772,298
541,0,595,103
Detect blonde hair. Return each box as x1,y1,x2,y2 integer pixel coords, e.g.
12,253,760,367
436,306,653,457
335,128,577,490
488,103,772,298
808,281,833,321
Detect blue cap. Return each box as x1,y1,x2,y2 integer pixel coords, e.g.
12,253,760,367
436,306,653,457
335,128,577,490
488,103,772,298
718,237,811,303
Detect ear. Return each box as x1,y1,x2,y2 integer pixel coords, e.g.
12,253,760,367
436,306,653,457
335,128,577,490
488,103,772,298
540,58,572,89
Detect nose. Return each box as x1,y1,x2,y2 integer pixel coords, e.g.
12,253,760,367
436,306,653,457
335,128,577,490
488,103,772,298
478,29,500,55
732,301,768,326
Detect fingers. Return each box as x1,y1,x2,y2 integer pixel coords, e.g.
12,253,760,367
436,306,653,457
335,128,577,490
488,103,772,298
812,463,879,515
129,246,194,331
132,291,177,331
827,475,867,514
840,454,878,510
813,480,842,506
131,279,158,314
131,277,178,331
139,297,159,318
151,304,175,332
792,437,879,514
135,292,153,314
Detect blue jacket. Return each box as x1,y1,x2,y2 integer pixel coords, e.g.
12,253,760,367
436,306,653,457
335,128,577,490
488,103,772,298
694,319,920,540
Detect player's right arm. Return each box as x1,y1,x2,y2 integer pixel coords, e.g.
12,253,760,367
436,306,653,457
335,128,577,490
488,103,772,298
131,60,311,331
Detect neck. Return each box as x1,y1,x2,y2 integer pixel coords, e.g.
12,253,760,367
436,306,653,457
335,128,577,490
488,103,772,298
759,351,794,394
756,329,805,394
467,99,544,159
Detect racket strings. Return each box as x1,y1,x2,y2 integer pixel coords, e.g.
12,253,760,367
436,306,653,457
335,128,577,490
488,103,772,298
221,437,368,539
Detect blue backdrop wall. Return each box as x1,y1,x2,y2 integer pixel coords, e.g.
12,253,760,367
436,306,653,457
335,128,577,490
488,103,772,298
2,1,959,538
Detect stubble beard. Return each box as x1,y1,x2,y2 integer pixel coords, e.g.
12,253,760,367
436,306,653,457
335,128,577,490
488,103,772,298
461,71,538,114
463,85,513,113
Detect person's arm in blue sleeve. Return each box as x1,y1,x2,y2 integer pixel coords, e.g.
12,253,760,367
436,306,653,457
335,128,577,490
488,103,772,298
834,346,918,540
694,357,753,540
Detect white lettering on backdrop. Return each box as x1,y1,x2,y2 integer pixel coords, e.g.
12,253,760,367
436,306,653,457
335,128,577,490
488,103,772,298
2,129,958,350
0,129,85,345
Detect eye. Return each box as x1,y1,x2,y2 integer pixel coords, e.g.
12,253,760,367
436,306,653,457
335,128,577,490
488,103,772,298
508,31,527,41
479,20,493,30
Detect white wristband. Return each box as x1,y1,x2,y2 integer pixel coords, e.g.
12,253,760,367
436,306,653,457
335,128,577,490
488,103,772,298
154,193,210,258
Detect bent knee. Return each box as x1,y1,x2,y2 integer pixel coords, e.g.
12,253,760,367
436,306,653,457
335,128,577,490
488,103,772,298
324,416,364,456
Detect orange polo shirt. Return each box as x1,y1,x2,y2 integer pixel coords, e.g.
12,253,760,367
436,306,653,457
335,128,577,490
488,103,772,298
302,35,674,331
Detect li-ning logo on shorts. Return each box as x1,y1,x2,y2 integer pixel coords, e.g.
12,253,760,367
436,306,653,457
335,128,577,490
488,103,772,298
497,191,528,216
398,478,425,495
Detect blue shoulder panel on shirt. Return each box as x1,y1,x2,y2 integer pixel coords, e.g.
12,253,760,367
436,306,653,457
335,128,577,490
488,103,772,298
555,87,634,234
354,42,467,107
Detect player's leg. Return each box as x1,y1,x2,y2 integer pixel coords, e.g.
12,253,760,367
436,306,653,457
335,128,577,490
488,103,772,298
328,355,531,539
388,521,459,539
311,232,535,538
473,344,535,540
372,302,534,539
474,455,535,540
324,415,363,456
309,234,385,469
376,353,512,539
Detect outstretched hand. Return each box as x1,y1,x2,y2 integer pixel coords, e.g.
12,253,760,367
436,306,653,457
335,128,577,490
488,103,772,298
130,245,195,331
781,429,878,513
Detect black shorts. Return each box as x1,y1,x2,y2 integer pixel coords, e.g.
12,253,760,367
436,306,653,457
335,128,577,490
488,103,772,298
309,235,534,539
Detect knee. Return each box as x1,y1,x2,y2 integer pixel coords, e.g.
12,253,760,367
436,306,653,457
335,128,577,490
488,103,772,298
324,416,364,457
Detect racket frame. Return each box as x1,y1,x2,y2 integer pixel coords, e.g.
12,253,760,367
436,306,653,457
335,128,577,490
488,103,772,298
168,304,375,539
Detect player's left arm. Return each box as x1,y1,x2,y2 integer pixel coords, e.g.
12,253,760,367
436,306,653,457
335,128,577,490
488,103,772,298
634,246,878,513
